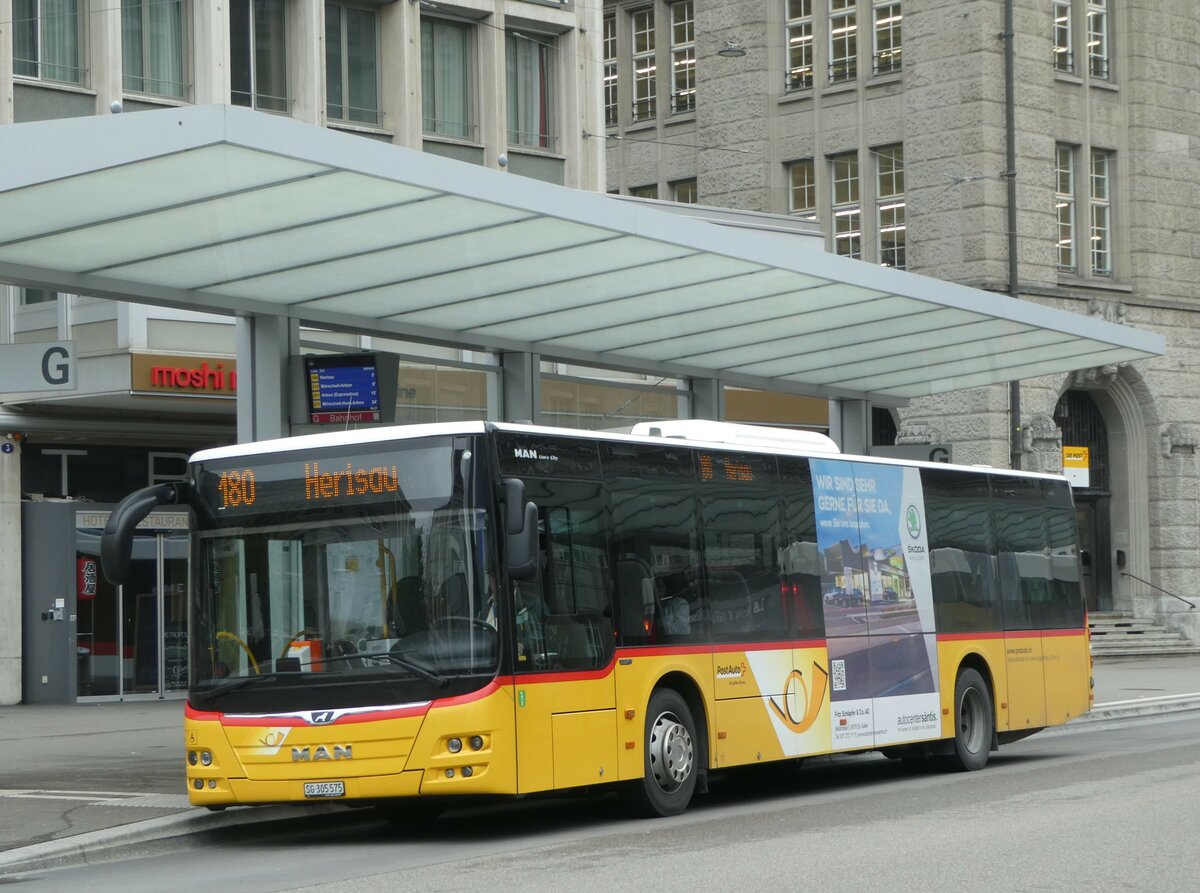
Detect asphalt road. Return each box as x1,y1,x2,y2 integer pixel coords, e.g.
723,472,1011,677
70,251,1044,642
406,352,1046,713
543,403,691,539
8,712,1200,892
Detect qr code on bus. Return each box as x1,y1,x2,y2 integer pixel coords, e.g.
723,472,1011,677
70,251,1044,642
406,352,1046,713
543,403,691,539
831,659,847,692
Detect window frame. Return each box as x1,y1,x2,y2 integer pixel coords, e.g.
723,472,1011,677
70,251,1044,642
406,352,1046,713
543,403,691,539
875,144,905,270
872,0,902,76
828,0,858,84
325,1,381,127
630,7,657,122
603,15,618,127
420,15,477,142
505,29,559,152
785,0,814,91
230,0,289,114
787,158,817,220
1052,1,1074,74
830,152,861,259
1089,149,1113,277
1086,0,1109,81
1055,143,1077,273
12,0,85,85
669,0,695,115
121,0,189,100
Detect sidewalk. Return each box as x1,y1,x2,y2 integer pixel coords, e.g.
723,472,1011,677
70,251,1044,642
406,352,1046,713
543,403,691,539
2,654,1199,875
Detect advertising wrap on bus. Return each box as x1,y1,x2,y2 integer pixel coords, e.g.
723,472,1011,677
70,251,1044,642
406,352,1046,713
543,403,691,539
811,460,940,750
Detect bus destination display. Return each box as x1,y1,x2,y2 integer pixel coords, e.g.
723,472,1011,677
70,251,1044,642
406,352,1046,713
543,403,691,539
305,354,382,424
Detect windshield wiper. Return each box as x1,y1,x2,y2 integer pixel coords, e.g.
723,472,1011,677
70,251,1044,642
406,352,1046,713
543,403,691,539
316,651,449,688
198,672,282,700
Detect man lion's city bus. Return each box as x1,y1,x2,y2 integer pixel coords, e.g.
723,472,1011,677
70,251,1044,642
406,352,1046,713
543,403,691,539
101,420,1091,818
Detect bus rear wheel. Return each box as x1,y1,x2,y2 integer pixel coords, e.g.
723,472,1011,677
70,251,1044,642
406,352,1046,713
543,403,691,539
950,668,993,772
625,688,698,817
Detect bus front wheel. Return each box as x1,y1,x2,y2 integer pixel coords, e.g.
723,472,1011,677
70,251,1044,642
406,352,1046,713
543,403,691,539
625,688,698,818
950,668,993,772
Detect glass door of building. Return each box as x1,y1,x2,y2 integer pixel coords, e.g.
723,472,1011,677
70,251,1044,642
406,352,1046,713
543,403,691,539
76,513,189,700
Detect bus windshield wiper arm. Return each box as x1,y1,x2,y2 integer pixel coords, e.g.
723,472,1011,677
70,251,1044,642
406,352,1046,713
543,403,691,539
317,652,449,688
200,672,280,699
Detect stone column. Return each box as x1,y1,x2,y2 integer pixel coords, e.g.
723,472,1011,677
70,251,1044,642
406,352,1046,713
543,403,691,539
0,436,21,704
235,316,292,443
500,352,541,424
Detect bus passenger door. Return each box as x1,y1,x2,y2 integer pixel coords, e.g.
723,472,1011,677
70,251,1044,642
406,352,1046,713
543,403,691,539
512,502,618,795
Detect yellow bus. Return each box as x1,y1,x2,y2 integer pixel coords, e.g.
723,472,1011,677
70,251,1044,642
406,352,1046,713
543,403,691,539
101,420,1091,818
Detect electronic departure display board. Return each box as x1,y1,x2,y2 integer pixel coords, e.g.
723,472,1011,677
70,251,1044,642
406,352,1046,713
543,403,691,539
304,354,382,424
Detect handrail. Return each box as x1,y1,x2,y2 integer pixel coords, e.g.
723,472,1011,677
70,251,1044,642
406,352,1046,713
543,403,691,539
1120,571,1196,610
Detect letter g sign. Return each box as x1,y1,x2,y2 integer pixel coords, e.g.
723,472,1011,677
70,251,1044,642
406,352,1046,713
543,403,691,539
42,345,71,386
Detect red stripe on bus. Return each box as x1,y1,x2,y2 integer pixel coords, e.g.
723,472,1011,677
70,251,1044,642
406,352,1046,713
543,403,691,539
938,629,1087,643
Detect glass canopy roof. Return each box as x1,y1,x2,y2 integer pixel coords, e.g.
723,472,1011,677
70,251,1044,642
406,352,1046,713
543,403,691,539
0,106,1163,402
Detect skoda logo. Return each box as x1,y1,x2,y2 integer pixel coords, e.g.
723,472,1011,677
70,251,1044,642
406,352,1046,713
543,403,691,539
309,710,337,725
905,505,921,539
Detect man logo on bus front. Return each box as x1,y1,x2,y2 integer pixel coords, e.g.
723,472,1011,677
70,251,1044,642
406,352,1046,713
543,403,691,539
906,505,921,539
310,710,337,725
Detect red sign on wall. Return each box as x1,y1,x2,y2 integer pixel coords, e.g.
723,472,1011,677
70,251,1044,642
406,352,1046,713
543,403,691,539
77,556,98,601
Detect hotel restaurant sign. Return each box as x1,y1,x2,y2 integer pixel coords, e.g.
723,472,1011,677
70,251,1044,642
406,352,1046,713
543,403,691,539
131,354,237,398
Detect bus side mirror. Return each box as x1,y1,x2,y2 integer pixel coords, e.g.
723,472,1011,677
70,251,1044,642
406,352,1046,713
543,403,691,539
101,483,180,586
502,478,538,581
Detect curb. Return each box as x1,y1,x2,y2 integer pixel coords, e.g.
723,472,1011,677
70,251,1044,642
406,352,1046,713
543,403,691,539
1075,693,1200,723
0,801,354,876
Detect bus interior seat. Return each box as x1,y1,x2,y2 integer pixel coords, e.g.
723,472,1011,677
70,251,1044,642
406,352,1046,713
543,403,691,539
617,558,656,638
389,575,427,636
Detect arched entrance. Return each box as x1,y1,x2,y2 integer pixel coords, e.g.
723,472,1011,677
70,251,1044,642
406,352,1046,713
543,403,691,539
1054,390,1110,611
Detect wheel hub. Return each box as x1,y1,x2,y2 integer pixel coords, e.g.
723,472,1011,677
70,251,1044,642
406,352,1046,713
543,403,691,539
649,711,693,792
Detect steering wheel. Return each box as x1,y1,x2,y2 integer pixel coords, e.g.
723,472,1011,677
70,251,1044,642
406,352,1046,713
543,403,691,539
437,615,496,633
216,630,260,675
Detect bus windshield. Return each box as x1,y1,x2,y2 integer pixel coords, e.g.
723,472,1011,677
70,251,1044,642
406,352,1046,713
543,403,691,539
188,436,498,712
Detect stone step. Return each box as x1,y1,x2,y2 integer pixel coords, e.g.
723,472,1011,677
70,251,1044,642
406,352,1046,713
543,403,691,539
1087,612,1199,657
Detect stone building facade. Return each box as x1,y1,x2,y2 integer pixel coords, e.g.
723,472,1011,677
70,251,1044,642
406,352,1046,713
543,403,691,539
603,0,1200,637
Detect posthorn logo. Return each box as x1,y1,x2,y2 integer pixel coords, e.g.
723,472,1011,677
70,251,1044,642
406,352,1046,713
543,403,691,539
905,505,921,539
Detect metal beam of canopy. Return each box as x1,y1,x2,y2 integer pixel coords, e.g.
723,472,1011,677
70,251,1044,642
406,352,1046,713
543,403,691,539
0,106,1164,403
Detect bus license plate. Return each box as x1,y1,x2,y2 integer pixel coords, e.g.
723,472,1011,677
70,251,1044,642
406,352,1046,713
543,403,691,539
303,781,345,799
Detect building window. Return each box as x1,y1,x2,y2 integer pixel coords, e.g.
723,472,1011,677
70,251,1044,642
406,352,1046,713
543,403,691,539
230,0,288,112
603,15,618,126
629,184,659,199
421,17,474,140
872,1,901,75
121,0,187,98
631,8,656,121
671,179,697,204
506,31,557,150
1055,143,1076,272
1087,0,1109,80
1090,150,1112,276
670,1,695,114
1052,1,1073,73
785,1,813,91
20,287,59,305
325,3,379,125
876,144,905,269
13,0,83,84
787,159,816,220
828,0,857,83
831,152,860,259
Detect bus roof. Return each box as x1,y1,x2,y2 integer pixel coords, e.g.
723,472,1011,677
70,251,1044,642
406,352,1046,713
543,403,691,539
190,420,1069,483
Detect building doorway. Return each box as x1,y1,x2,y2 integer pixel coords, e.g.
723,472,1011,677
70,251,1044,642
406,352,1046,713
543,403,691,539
1054,390,1111,612
75,512,190,700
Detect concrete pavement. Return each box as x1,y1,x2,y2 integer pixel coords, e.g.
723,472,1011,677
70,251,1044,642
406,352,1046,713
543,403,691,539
2,654,1199,876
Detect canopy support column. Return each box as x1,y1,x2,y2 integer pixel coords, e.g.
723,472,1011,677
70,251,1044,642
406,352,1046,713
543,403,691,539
236,316,295,443
687,378,726,421
501,351,541,424
830,399,871,455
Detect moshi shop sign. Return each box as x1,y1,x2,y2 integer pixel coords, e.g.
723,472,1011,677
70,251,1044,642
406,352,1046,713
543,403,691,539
131,354,237,398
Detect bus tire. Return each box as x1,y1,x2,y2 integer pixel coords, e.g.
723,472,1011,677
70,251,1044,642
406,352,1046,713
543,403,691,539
950,667,993,772
625,688,698,817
